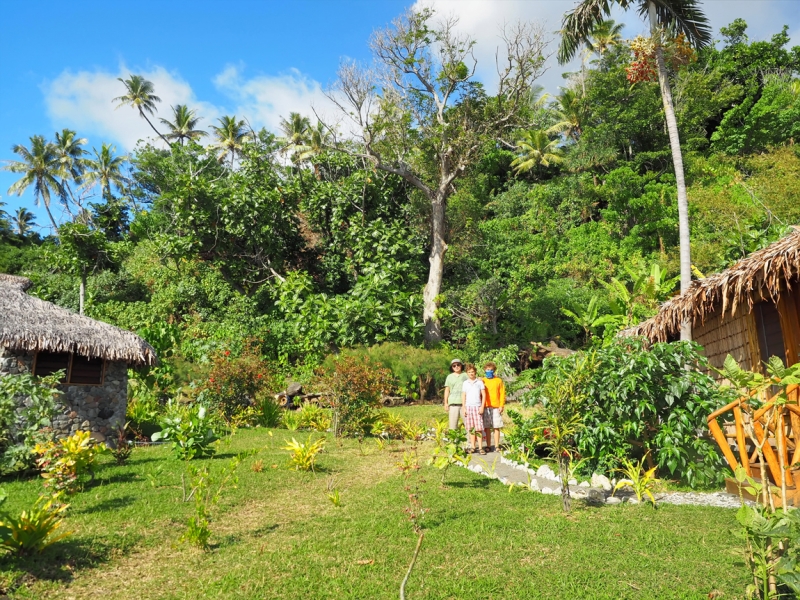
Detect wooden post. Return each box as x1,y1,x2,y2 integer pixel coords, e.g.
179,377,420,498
733,405,751,477
708,417,740,472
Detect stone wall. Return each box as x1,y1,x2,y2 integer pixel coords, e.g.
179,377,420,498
0,347,127,444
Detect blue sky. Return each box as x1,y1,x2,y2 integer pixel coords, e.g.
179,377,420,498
2,0,799,234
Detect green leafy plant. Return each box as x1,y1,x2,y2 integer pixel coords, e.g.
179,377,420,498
295,402,331,432
612,454,659,507
181,455,241,550
125,385,162,440
428,419,471,484
34,430,108,496
152,402,220,460
111,423,133,465
328,489,341,507
372,411,408,440
282,410,301,431
283,435,326,472
0,371,64,474
0,492,71,555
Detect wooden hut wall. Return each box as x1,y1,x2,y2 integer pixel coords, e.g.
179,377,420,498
693,309,758,374
777,288,800,366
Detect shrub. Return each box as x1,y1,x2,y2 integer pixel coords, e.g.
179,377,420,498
316,357,393,437
34,430,108,496
152,402,220,460
0,493,71,555
181,456,241,550
283,435,326,471
198,344,274,421
0,371,63,474
111,424,133,465
295,402,331,432
126,385,162,440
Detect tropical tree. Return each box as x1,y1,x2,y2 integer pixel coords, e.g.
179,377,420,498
511,130,564,174
279,112,311,162
547,89,589,140
559,0,712,340
324,8,549,343
3,135,62,233
82,144,130,199
53,128,88,214
113,75,170,146
210,116,251,167
13,207,36,237
585,19,624,55
159,104,206,145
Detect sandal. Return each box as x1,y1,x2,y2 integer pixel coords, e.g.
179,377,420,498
479,447,486,455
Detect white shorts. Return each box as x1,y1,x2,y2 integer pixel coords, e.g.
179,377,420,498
483,407,504,429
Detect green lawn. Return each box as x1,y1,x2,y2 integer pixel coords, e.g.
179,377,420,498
0,406,749,599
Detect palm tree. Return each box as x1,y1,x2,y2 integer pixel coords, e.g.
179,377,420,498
585,19,624,56
53,128,88,214
113,75,171,146
278,112,311,162
82,144,130,199
159,104,206,145
559,0,712,341
547,89,588,141
210,115,250,167
13,207,36,237
511,130,564,175
3,135,62,233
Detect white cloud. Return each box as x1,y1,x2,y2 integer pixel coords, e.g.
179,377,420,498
44,66,223,151
212,65,336,132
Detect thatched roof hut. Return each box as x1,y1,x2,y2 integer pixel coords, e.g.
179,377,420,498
0,274,157,366
624,228,800,372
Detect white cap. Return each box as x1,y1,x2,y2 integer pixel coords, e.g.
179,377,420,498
450,358,463,365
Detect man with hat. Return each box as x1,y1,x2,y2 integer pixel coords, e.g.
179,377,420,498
443,358,467,430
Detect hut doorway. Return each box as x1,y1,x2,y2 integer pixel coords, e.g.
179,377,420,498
755,300,786,366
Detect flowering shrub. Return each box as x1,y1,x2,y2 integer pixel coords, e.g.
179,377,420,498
197,344,274,421
34,430,108,496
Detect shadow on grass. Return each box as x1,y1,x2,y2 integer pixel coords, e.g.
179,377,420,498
0,536,125,593
84,471,141,489
74,495,137,514
443,478,492,489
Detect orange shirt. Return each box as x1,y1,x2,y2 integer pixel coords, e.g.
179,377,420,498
482,377,506,408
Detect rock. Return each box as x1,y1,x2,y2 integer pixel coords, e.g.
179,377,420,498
572,489,588,499
605,496,622,505
536,465,557,480
591,473,612,491
500,477,509,485
80,420,91,429
579,481,590,488
90,432,106,443
529,479,540,492
540,486,556,495
568,478,578,486
586,488,605,503
628,497,639,505
286,382,304,397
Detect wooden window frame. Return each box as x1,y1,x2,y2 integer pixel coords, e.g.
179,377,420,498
32,351,106,387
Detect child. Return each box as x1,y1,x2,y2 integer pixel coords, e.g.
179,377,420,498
482,361,506,453
461,364,487,454
443,358,467,430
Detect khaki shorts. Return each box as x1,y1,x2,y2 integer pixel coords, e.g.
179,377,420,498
483,407,504,429
448,404,462,430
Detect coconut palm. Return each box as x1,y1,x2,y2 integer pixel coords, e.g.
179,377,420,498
547,89,589,141
53,128,88,214
511,130,564,175
113,75,170,146
559,0,712,340
279,112,312,162
585,19,624,56
13,207,36,237
159,104,206,145
3,135,62,233
210,115,250,167
82,144,130,199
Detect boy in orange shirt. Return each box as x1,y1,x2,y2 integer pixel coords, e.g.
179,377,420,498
482,361,506,453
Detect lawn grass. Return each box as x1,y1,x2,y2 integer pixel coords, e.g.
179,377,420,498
0,406,749,599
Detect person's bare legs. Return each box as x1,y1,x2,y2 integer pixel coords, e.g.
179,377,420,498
494,428,501,450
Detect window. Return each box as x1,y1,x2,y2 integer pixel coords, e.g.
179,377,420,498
69,356,104,385
33,352,105,385
33,352,71,379
755,300,786,366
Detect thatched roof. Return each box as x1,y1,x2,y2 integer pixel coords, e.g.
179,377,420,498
0,275,157,366
624,227,800,342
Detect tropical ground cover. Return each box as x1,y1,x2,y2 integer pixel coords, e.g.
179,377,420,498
0,413,749,600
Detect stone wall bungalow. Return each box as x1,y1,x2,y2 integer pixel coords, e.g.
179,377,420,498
0,273,157,443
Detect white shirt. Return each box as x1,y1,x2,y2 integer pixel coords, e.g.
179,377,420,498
462,378,485,407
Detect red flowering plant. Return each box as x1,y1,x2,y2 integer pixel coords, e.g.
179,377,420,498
197,342,276,422
626,33,695,84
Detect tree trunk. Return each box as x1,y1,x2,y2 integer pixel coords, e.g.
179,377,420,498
41,195,60,238
139,109,171,147
559,454,571,512
79,265,86,315
423,192,447,345
648,2,692,341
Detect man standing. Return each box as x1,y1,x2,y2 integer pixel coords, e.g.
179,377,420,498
443,359,467,430
482,361,506,452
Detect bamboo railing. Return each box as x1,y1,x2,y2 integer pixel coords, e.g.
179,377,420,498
707,384,800,503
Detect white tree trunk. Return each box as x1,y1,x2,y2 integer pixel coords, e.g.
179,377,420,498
649,3,692,341
79,266,86,316
423,192,447,344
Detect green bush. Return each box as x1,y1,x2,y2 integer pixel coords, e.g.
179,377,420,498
516,338,734,488
152,402,220,460
0,371,63,474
